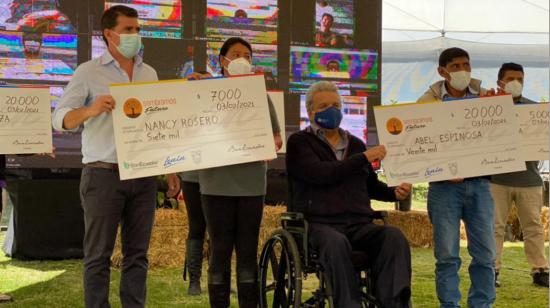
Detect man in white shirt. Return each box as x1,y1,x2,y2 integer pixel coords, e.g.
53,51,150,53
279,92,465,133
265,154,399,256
52,5,179,307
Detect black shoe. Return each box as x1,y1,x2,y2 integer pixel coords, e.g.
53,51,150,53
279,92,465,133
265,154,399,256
237,282,259,308
208,283,231,308
184,239,204,295
532,269,549,287
495,270,501,288
188,280,202,296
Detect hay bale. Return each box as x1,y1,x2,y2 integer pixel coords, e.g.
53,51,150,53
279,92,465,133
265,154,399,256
116,204,538,267
380,211,467,246
507,204,523,241
112,206,287,268
377,210,433,248
456,204,548,243
261,204,547,250
112,209,189,268
259,205,286,249
261,208,437,248
507,204,549,242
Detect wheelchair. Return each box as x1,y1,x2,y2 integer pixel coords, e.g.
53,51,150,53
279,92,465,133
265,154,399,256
258,210,389,308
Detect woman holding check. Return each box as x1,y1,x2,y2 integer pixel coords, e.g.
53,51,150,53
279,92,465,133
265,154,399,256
177,71,212,296
190,37,282,308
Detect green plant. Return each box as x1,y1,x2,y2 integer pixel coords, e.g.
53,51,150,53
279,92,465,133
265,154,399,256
156,175,178,209
412,183,429,202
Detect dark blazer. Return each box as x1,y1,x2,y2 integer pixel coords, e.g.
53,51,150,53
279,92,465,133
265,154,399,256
286,129,397,224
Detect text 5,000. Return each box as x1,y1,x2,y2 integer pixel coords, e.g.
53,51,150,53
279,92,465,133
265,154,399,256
529,110,549,120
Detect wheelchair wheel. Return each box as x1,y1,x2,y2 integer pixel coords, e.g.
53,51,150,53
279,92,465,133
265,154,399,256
259,228,302,308
313,270,334,308
360,269,378,308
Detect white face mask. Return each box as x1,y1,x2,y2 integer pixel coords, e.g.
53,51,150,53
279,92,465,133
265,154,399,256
446,70,471,91
504,80,523,98
225,57,253,75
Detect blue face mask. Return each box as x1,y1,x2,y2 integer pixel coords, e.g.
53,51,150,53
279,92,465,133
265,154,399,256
314,106,343,129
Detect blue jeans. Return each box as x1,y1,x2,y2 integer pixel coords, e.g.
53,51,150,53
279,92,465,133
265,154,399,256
428,179,496,308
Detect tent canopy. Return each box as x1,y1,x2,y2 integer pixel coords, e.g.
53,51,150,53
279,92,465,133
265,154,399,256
381,0,549,104
383,0,549,43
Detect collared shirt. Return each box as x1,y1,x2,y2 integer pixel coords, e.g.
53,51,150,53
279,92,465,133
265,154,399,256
309,125,349,160
440,81,479,101
52,52,158,164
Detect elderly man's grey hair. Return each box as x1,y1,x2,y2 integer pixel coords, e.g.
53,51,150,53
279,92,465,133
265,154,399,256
305,81,341,113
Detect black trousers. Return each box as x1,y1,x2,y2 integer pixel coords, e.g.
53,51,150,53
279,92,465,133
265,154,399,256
181,181,206,242
80,167,156,308
309,222,411,308
201,194,264,308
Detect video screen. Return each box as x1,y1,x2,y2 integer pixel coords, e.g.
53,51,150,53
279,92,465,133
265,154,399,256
49,85,64,109
176,44,194,78
142,39,193,79
206,41,277,77
289,46,378,95
0,30,77,83
300,94,368,143
315,0,353,48
91,35,106,59
206,0,278,44
0,0,76,33
105,0,182,39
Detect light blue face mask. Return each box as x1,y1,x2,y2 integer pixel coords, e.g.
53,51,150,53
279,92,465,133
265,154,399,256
113,32,142,59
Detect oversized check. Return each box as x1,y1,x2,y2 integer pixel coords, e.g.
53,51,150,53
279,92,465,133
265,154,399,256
109,74,277,180
516,103,549,161
0,87,53,154
374,95,526,186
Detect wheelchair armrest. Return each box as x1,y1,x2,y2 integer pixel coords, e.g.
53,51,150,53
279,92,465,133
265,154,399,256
281,212,304,222
371,210,388,219
371,210,388,224
281,212,307,232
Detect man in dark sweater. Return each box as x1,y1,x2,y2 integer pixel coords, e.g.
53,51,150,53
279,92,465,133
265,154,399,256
491,63,548,288
286,81,412,308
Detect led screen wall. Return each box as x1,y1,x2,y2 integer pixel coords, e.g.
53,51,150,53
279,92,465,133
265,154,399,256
3,0,381,168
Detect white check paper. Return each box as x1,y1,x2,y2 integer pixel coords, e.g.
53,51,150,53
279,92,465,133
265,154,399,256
516,103,549,161
0,87,52,154
109,74,276,180
374,95,526,186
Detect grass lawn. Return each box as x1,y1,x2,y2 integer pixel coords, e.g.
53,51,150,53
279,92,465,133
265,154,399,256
0,231,547,307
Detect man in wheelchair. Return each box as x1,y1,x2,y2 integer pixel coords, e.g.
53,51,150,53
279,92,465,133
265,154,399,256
285,81,412,308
